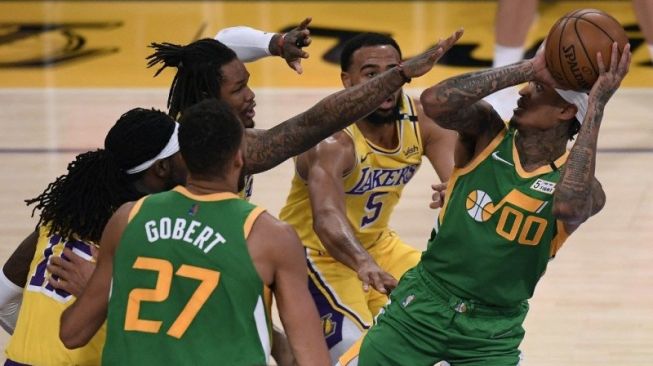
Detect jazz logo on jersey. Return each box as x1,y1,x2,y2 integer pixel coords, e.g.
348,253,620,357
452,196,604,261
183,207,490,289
530,178,556,195
346,165,418,195
465,189,550,246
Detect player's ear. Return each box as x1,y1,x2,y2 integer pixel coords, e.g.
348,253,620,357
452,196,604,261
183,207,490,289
341,71,352,88
560,103,578,122
233,149,244,170
152,158,170,178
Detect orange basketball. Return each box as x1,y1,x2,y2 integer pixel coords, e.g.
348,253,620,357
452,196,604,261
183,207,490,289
545,9,629,91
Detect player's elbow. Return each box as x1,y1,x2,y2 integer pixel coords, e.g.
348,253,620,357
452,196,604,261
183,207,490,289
59,316,87,349
60,329,84,349
552,200,590,226
312,211,342,249
420,87,449,122
312,213,332,239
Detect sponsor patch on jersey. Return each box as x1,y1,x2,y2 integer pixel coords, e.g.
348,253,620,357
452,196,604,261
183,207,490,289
530,178,556,195
403,145,420,158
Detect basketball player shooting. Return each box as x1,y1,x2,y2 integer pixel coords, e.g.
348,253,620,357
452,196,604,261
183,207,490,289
352,16,632,366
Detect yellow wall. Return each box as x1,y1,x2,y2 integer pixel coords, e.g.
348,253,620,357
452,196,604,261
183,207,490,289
0,1,650,87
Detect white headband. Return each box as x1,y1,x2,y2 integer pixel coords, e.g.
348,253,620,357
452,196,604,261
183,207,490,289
126,122,180,174
555,89,588,124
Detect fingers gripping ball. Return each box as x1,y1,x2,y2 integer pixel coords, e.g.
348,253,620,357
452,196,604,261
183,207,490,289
545,9,629,91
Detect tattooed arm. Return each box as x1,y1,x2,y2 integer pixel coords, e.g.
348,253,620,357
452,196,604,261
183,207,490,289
243,29,464,175
419,61,536,137
553,43,631,232
420,45,564,165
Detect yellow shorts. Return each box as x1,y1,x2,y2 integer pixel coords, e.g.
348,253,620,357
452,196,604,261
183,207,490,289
306,231,420,351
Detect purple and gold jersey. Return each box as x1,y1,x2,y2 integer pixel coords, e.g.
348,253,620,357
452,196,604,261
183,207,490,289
5,225,105,365
280,94,423,251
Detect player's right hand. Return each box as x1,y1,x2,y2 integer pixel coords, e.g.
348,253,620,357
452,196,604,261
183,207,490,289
47,247,97,297
357,260,398,294
402,28,464,79
430,182,447,209
590,42,631,105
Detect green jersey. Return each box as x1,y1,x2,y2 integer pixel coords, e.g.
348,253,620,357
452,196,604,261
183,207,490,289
103,186,272,365
422,127,571,307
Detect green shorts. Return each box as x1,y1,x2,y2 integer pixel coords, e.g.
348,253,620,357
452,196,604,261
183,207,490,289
358,265,528,366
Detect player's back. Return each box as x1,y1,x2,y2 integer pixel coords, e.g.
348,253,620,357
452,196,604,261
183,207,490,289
5,226,105,366
102,186,272,365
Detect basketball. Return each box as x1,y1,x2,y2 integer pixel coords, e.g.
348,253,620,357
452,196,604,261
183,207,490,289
544,9,629,91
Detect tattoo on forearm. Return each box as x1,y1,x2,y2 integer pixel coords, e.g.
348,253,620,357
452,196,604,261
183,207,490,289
244,69,405,174
555,102,605,218
434,61,533,107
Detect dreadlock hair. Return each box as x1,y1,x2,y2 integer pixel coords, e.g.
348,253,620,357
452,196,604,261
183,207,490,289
340,32,402,72
146,39,238,118
26,108,178,243
179,99,243,179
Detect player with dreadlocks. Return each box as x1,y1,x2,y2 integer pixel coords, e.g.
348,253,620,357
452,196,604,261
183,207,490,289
145,17,455,202
1,108,186,366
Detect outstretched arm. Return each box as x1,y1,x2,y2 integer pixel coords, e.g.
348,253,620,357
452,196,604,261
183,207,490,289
420,61,532,136
244,29,464,175
553,43,631,232
60,202,132,349
216,17,312,73
301,134,397,294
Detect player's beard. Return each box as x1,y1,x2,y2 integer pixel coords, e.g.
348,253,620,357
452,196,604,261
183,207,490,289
367,105,400,125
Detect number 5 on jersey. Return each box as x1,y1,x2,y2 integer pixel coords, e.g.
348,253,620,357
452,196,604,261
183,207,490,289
361,192,388,228
124,257,220,339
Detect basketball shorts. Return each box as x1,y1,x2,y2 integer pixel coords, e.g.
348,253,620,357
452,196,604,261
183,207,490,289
357,265,528,366
305,231,420,359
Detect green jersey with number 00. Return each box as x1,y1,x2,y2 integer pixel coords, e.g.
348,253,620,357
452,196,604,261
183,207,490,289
422,126,571,307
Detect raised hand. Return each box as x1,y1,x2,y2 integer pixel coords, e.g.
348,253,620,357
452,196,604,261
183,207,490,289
276,17,312,74
402,29,464,79
590,42,631,104
530,40,567,90
357,259,398,294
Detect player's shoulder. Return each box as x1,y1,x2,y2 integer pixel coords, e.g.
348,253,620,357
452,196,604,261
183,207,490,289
304,130,354,160
249,211,300,248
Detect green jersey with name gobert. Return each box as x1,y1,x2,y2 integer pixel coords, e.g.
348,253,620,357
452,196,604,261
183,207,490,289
421,126,571,307
103,186,272,365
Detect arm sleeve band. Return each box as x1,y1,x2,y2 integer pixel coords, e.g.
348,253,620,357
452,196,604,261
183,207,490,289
0,270,24,334
215,26,275,62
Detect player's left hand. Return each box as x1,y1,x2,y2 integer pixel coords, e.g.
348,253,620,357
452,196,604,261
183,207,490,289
402,28,464,79
590,42,631,105
275,17,312,74
429,182,447,209
47,247,97,297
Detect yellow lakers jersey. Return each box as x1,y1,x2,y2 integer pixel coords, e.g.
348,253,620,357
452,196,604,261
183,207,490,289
280,94,423,251
239,174,254,200
5,225,106,365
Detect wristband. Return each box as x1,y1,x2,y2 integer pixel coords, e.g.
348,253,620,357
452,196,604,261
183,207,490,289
277,33,287,54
